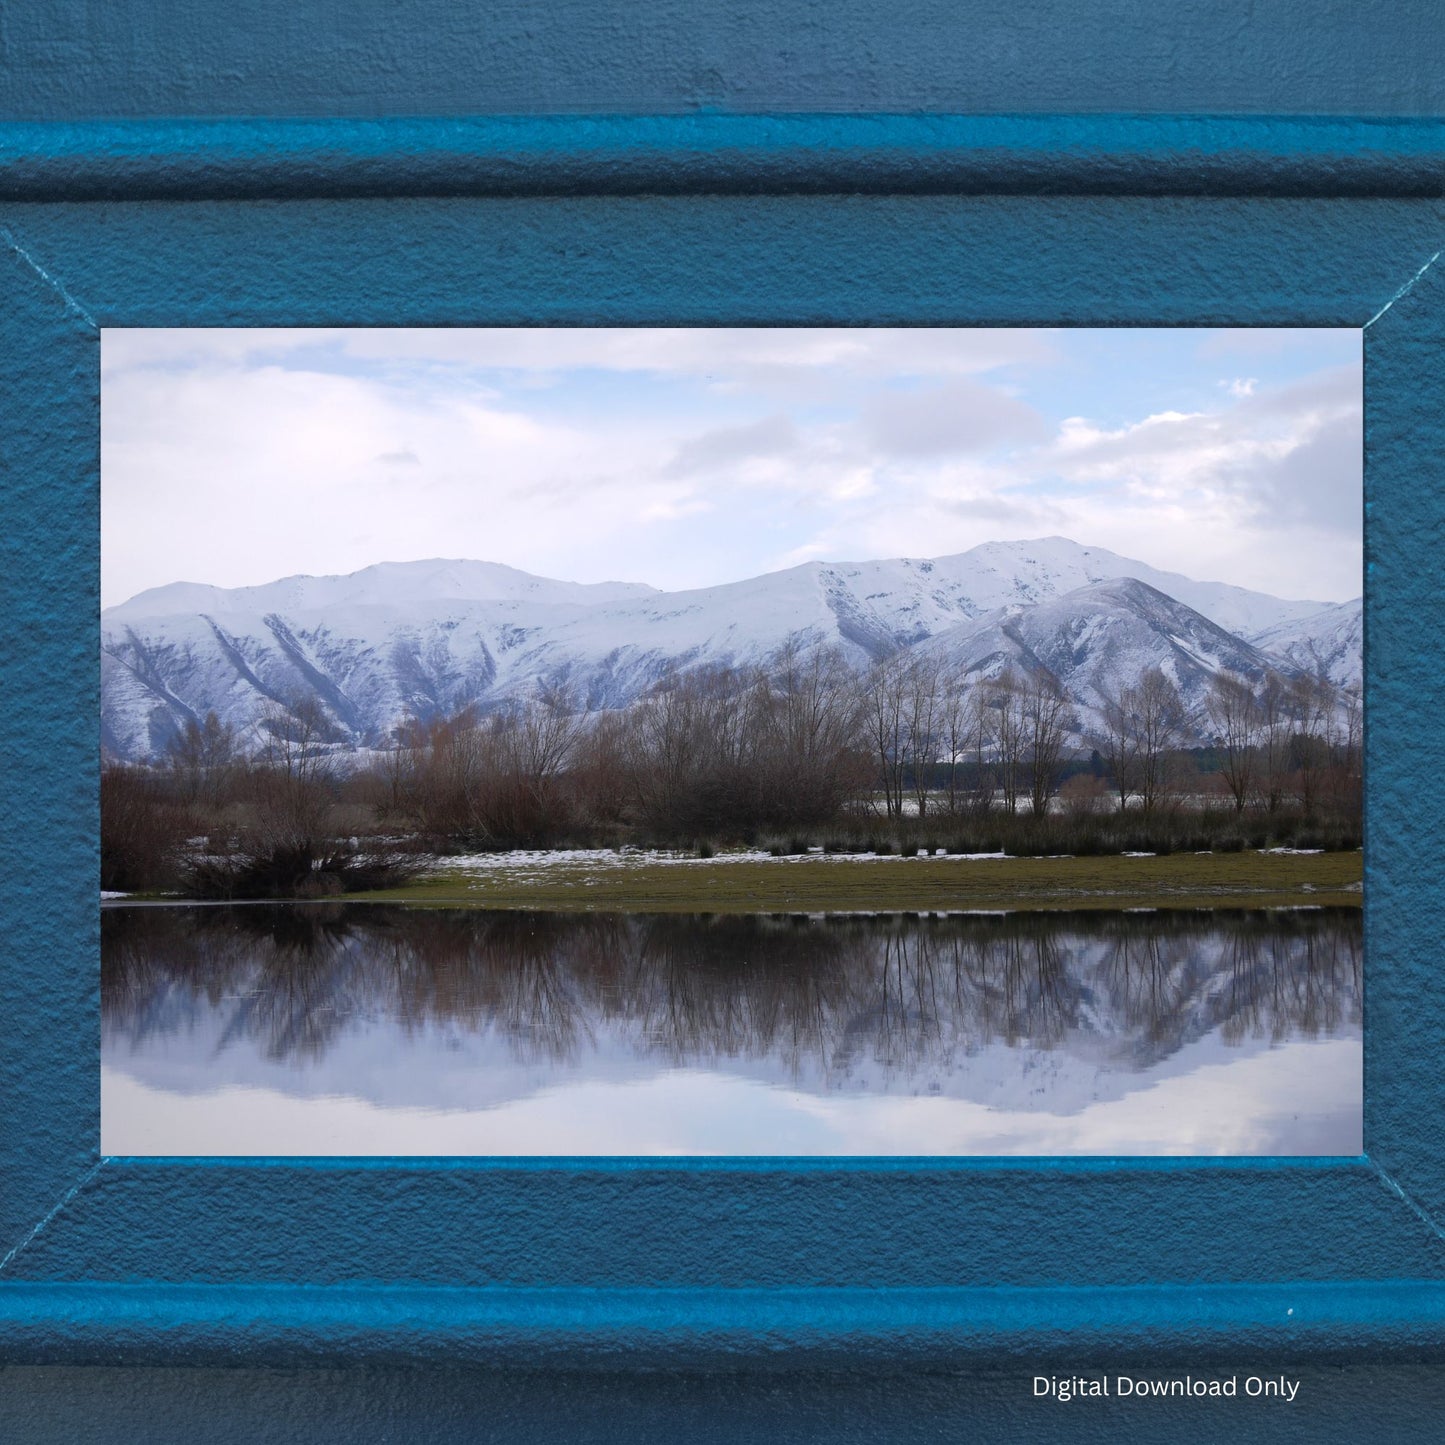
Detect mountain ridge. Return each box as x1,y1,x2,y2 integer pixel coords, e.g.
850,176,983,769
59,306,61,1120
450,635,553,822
101,538,1361,761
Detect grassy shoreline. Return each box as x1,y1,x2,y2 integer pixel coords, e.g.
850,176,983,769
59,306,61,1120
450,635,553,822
349,849,1363,913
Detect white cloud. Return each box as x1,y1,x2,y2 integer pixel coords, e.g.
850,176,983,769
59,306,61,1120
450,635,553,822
1038,368,1359,515
102,326,1058,389
101,329,1362,609
661,413,799,478
862,377,1049,456
102,361,696,603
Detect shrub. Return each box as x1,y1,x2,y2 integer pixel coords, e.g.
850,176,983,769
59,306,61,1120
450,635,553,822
181,841,428,900
101,766,191,892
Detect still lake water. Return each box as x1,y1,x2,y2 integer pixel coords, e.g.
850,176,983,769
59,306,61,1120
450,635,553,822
101,904,1361,1156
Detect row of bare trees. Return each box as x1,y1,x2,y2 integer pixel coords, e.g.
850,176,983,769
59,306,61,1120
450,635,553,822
102,695,412,893
861,654,1075,820
382,647,1115,842
1095,665,1361,821
386,643,875,843
1206,669,1361,817
103,645,1365,887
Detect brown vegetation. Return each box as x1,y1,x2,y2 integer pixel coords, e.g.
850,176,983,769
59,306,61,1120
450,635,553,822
99,652,1364,896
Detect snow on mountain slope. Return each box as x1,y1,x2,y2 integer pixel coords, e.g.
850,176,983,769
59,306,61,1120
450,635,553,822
923,578,1285,738
104,576,866,759
1248,599,1363,691
900,537,1327,637
101,541,1356,760
106,557,662,622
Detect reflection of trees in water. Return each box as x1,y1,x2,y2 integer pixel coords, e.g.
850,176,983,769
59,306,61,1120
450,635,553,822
103,906,629,1069
1218,914,1361,1049
102,906,1362,1083
382,911,631,1066
102,905,368,1063
627,916,857,1076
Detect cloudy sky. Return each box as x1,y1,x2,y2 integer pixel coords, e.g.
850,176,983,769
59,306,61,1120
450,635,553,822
101,327,1362,610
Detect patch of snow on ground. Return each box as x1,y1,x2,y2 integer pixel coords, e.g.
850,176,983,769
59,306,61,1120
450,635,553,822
432,848,1014,874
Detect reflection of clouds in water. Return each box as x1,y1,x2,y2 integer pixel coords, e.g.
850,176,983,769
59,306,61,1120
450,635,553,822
101,1036,1361,1157
101,906,1362,1156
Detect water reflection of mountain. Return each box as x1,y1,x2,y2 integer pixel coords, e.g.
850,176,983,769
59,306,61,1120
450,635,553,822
103,906,1361,1093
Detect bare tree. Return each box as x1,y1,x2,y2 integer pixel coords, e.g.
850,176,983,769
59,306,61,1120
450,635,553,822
862,653,913,821
387,687,588,845
938,664,980,815
1254,671,1292,814
377,720,417,822
985,669,1028,816
101,764,190,891
753,642,870,825
1132,668,1187,817
903,654,947,819
1099,683,1141,817
1100,668,1186,818
482,685,586,842
964,683,1000,816
570,709,633,828
1205,670,1260,814
627,664,752,837
165,710,237,811
1286,670,1335,816
250,694,340,848
1022,670,1074,817
1326,683,1363,824
392,704,490,838
627,674,699,834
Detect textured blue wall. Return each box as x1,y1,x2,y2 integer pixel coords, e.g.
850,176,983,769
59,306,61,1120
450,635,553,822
3,4,1445,1440
7,1363,1445,1444
1,0,1444,118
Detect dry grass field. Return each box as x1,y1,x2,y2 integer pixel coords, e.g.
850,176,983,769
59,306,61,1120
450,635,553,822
352,848,1363,913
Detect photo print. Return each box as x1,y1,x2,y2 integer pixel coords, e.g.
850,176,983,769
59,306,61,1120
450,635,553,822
100,327,1363,1155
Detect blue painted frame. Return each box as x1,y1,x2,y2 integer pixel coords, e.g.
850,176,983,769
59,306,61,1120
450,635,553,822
1,114,1443,1372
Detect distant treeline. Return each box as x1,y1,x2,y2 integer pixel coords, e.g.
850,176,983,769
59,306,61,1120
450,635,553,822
101,645,1363,895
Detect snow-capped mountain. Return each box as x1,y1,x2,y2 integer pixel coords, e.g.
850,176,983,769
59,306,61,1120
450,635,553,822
101,538,1360,760
1247,600,1363,692
920,577,1291,735
104,557,662,622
